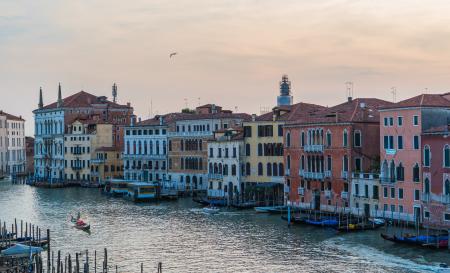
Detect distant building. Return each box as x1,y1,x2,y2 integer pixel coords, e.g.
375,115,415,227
33,84,133,182
25,137,34,175
0,111,26,176
207,128,244,205
91,146,123,183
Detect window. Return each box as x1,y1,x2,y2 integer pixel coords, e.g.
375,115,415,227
390,205,395,212
414,189,420,201
245,144,251,156
396,163,404,181
413,164,420,182
326,131,332,147
413,115,419,126
243,126,252,137
399,205,403,213
287,155,291,170
354,183,359,196
389,117,394,126
209,148,214,158
373,185,379,199
258,143,263,156
390,187,395,198
397,116,403,126
301,131,305,147
231,165,236,176
343,129,348,147
384,117,388,126
278,125,283,137
445,213,450,221
424,178,430,194
266,163,272,176
424,211,430,219
258,163,263,176
445,179,450,196
286,132,291,147
444,145,450,167
354,130,361,147
424,145,431,167
398,188,404,199
413,136,419,150
355,158,362,172
397,136,403,150
327,155,332,171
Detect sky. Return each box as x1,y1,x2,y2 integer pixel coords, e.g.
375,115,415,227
2,0,450,136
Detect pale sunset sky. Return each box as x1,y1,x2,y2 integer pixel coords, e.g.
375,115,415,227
2,0,450,135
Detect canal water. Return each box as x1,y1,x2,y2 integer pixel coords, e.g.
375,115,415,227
0,180,449,273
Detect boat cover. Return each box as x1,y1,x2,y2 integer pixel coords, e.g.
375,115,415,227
1,244,43,256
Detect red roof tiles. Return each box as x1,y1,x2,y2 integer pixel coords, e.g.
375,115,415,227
40,91,131,110
381,93,450,110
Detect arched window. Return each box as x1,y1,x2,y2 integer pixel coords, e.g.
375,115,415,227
273,163,278,176
209,163,213,173
279,163,284,176
214,163,218,174
231,164,237,176
287,155,291,170
258,163,263,176
267,163,272,176
246,162,251,176
301,155,305,170
396,163,404,181
180,140,184,151
424,145,431,167
286,132,291,147
444,145,450,168
126,141,130,155
413,163,420,182
258,143,263,156
343,129,348,147
342,155,348,172
301,131,305,147
219,163,223,174
445,179,450,195
424,178,430,194
389,160,396,182
326,130,332,147
245,144,251,156
354,130,362,147
223,164,228,175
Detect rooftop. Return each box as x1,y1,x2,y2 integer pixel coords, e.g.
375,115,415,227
0,110,25,121
381,93,450,110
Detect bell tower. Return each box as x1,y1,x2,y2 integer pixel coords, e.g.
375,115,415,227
277,75,293,106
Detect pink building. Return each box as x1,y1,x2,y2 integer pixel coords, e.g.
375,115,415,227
379,93,450,225
421,125,450,228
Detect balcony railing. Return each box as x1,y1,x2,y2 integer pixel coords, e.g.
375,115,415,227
442,195,450,204
352,172,380,180
91,159,105,164
285,169,290,176
168,131,213,137
71,166,83,170
303,172,324,180
422,193,430,203
324,170,332,178
208,173,223,180
341,171,348,180
304,144,324,153
324,190,332,199
298,188,305,195
341,191,349,199
380,177,396,184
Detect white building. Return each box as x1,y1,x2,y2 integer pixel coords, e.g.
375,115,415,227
0,111,26,175
123,115,169,184
207,128,244,205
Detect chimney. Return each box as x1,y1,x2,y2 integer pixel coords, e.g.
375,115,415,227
130,115,136,126
138,117,142,123
348,96,352,102
251,114,256,121
159,116,164,125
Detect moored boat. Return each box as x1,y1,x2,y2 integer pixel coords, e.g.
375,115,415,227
125,182,158,202
0,244,43,258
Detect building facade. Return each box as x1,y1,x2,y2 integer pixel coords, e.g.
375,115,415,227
34,85,133,182
378,93,450,224
207,128,244,205
91,147,123,183
0,111,26,176
285,98,390,214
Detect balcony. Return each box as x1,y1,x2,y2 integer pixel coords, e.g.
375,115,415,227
71,166,83,170
324,190,332,199
341,171,348,180
285,169,290,176
298,188,305,195
122,154,166,160
168,131,213,137
324,170,332,178
91,159,105,164
341,191,349,199
380,176,396,184
304,144,324,153
208,173,223,180
303,172,324,180
352,172,380,180
442,195,450,204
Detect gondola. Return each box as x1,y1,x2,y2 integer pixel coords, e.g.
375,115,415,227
381,233,449,249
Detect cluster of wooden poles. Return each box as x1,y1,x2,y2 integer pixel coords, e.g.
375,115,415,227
0,218,48,250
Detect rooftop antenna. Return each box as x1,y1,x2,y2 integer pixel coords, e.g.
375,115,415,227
345,81,354,101
391,87,397,103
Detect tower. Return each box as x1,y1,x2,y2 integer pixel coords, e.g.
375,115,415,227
277,75,293,106
57,82,63,108
112,83,117,103
38,87,43,109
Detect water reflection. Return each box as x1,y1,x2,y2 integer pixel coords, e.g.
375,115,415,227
0,181,448,273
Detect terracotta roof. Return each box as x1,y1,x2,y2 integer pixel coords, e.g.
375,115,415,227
39,91,132,110
137,112,251,126
423,124,450,134
381,93,450,110
255,102,326,122
286,98,392,125
0,111,25,121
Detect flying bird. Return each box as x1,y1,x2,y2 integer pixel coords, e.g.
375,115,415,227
169,52,177,58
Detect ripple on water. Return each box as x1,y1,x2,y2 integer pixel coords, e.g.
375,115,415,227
0,182,449,273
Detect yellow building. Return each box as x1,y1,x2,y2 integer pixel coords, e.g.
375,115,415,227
91,147,123,184
64,120,114,184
